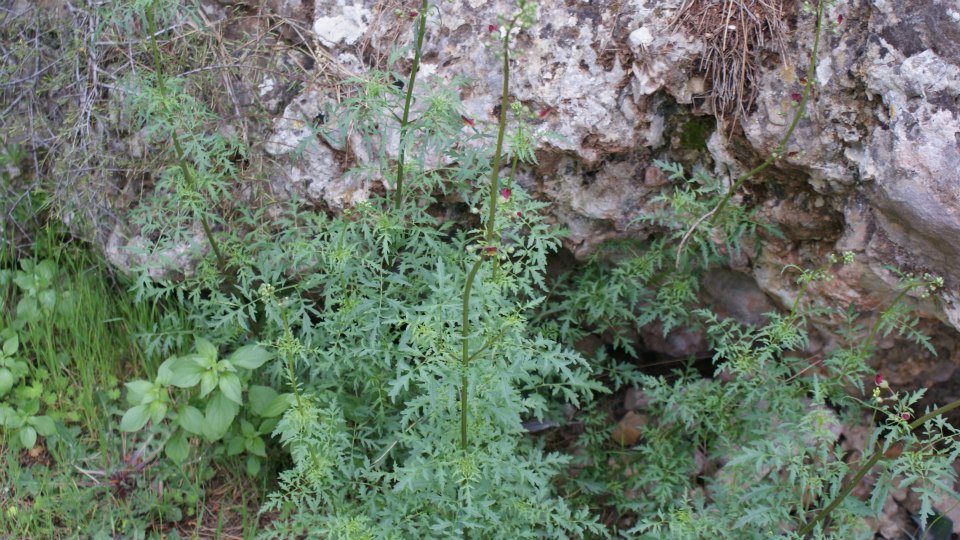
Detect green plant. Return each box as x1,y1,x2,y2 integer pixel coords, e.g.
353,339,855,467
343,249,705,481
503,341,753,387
113,1,605,537
38,0,959,537
0,329,56,450
120,337,287,474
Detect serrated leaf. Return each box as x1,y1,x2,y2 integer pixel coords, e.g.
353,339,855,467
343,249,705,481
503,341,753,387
16,297,39,322
149,400,168,424
38,289,56,311
124,380,154,406
0,368,14,397
36,260,56,283
228,344,272,370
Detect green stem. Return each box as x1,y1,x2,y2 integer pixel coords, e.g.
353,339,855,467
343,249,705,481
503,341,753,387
460,258,483,450
492,153,520,280
710,0,824,224
276,300,304,410
484,30,513,243
459,15,516,454
144,3,227,272
393,0,429,211
798,397,960,537
674,0,826,269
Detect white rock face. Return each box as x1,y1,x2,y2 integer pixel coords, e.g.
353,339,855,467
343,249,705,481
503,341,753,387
270,0,960,343
264,89,369,209
312,4,371,48
85,0,960,363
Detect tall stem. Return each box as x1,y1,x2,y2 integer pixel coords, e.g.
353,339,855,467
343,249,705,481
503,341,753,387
393,0,429,211
459,17,516,455
144,4,227,272
798,397,960,537
675,0,826,267
711,0,824,222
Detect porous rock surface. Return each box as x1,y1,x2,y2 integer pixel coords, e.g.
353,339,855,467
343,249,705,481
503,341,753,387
104,1,960,394
254,0,960,354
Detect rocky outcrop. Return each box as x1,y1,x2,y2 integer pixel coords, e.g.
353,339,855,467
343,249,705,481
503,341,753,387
86,0,960,391
250,0,959,345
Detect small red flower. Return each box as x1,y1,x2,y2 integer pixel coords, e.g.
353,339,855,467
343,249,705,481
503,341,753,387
837,14,843,25
483,246,497,256
500,187,512,200
798,76,808,85
790,92,802,102
901,412,911,421
874,373,884,386
538,107,551,119
408,11,419,19
461,115,474,127
488,24,498,34
516,211,522,218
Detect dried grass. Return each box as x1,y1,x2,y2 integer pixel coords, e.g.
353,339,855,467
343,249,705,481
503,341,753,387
673,0,789,129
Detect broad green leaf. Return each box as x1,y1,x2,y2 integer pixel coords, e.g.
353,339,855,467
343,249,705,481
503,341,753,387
246,455,261,476
178,406,205,435
204,391,238,438
227,435,245,456
30,415,56,436
199,370,218,398
16,297,39,322
195,337,218,361
262,393,292,418
228,345,272,370
0,405,14,425
120,404,151,431
258,417,279,435
219,373,242,405
247,385,278,416
245,436,267,457
2,334,17,356
158,356,204,388
36,260,56,283
0,368,14,397
20,426,37,449
125,380,154,405
38,289,56,311
183,352,215,370
21,393,41,411
165,431,189,463
149,400,168,424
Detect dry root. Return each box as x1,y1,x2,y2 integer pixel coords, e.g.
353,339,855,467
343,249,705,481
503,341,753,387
673,0,789,129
